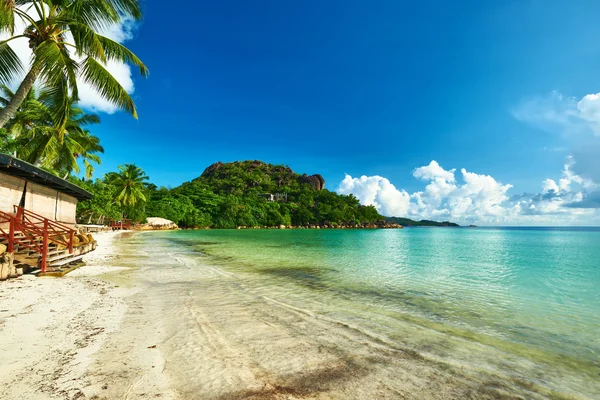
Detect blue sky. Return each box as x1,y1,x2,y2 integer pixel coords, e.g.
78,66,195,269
44,0,600,224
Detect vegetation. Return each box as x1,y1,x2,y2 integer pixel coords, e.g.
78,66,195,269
0,0,148,127
1,85,104,178
384,217,459,227
74,161,384,228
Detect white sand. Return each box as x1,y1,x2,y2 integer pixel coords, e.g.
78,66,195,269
0,231,581,400
0,232,132,399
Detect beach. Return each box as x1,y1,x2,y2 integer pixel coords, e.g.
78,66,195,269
1,229,597,399
0,232,131,399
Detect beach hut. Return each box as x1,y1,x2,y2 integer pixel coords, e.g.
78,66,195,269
0,154,96,278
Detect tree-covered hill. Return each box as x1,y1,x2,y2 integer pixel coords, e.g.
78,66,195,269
138,161,383,228
384,217,459,227
196,160,325,196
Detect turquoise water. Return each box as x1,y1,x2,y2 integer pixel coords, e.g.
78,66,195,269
150,227,600,397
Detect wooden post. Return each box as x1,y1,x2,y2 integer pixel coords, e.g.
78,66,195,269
69,230,74,254
41,219,48,273
8,216,14,253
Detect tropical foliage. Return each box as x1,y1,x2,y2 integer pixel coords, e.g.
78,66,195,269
1,84,104,178
75,161,384,228
105,163,148,212
0,0,148,127
384,217,459,227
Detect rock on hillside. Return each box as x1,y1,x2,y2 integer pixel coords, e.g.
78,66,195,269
197,160,326,194
299,173,325,190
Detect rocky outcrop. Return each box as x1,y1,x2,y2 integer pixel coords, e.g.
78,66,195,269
137,217,179,231
201,161,224,177
299,174,325,190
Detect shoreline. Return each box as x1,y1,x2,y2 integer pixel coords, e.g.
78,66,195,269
0,231,134,399
0,230,593,399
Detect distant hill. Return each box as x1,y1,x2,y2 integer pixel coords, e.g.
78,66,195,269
144,160,384,228
384,217,459,227
198,160,326,194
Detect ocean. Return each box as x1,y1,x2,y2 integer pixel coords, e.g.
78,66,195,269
114,227,600,398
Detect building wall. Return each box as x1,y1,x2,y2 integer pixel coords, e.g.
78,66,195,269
0,173,26,214
25,182,57,221
0,171,78,225
56,193,77,224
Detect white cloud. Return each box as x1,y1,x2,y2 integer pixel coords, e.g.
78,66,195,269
513,91,600,183
0,7,138,114
337,174,411,217
337,158,599,225
413,160,456,182
577,94,600,135
511,91,581,133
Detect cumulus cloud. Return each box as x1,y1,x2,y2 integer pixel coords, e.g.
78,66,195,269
337,175,411,217
576,94,600,135
513,91,600,185
337,158,599,225
0,7,138,114
413,160,456,182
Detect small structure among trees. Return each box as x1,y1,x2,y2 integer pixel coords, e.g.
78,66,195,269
259,193,288,202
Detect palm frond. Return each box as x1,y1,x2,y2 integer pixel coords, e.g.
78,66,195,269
73,112,100,126
80,56,137,118
0,83,15,106
67,22,148,77
106,0,143,20
40,79,71,134
61,0,121,31
96,33,148,77
32,40,79,96
0,41,23,84
0,1,16,35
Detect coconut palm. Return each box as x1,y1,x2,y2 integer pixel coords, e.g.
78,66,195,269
105,164,149,209
2,85,104,178
0,0,148,128
0,84,48,142
18,103,104,179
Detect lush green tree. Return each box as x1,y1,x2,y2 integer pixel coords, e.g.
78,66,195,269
9,88,104,178
0,0,149,127
105,164,148,217
75,160,387,228
0,84,46,144
0,127,17,153
70,176,121,224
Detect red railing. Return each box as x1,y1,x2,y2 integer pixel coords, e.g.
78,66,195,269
109,219,132,230
0,206,76,273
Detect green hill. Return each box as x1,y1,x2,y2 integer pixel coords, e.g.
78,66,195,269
384,216,459,227
144,161,383,228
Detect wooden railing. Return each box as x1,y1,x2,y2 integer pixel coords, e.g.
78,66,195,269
0,206,76,273
109,219,132,230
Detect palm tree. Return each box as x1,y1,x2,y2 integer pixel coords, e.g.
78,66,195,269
18,106,104,179
105,164,149,211
0,0,148,128
0,84,48,143
3,85,104,178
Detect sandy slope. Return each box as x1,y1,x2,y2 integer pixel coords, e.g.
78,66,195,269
0,232,131,400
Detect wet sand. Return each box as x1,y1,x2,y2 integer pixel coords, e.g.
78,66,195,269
0,232,586,399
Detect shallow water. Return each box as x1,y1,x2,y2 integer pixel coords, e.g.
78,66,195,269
110,228,600,399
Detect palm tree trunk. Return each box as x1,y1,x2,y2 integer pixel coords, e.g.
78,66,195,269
0,66,41,128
